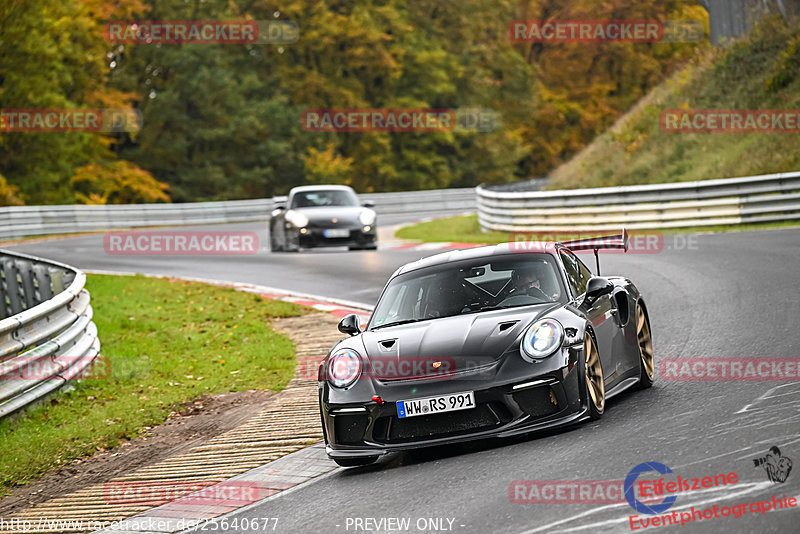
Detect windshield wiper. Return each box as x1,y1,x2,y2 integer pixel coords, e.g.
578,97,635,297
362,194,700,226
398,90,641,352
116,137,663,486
371,318,426,330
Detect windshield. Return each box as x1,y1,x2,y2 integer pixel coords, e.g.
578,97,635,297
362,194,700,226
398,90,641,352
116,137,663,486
370,255,565,329
290,189,359,208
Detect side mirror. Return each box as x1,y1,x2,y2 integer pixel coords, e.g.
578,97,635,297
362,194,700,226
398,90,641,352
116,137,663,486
273,202,286,211
338,314,362,336
585,277,613,305
361,200,375,208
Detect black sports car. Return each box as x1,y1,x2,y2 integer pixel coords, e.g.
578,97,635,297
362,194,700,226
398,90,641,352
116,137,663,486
269,185,377,252
318,231,654,466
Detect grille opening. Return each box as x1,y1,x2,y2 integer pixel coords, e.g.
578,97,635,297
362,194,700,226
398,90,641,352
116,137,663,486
376,402,510,443
333,414,369,445
513,386,560,418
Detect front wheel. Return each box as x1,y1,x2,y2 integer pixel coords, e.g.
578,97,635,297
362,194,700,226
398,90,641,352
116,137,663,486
636,304,654,389
269,226,282,252
284,233,300,252
583,331,605,420
333,456,378,468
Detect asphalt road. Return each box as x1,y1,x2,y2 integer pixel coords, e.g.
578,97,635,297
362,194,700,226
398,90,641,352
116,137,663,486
7,224,800,533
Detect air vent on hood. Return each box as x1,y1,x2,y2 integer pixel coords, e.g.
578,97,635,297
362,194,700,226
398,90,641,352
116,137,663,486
498,321,519,332
379,339,397,351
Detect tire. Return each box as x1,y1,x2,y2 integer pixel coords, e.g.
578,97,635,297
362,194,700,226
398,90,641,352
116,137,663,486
635,303,654,389
285,234,300,252
583,331,605,420
269,226,282,252
333,456,379,468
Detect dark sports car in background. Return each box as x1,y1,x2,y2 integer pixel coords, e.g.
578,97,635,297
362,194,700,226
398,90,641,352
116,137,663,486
269,185,378,252
318,231,654,466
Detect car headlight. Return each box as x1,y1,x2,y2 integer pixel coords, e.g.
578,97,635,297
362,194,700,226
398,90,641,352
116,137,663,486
285,210,309,228
358,209,376,226
327,348,362,388
521,319,563,360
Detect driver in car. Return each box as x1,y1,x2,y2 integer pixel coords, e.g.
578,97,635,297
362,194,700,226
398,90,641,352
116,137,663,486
501,265,559,301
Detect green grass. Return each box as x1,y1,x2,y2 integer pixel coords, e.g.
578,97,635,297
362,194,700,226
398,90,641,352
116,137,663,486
0,274,308,496
395,214,800,245
396,214,509,243
548,16,800,190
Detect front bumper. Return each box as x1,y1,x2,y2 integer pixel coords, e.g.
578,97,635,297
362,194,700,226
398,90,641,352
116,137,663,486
320,349,587,460
295,225,377,248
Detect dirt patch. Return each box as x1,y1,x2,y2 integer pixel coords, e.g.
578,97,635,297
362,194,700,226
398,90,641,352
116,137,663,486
0,388,277,516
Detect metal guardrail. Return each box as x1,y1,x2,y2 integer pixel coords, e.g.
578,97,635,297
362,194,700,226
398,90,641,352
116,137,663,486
0,250,99,418
0,188,476,241
477,172,800,232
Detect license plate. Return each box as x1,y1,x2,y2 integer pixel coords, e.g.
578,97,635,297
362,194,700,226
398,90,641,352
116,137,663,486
396,391,475,418
323,229,350,238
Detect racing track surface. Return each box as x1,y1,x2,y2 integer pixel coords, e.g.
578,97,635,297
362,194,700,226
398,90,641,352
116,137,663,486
7,223,800,533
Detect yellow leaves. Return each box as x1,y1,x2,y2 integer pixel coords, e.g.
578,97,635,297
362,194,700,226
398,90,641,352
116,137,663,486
302,143,354,186
72,161,170,204
0,174,23,207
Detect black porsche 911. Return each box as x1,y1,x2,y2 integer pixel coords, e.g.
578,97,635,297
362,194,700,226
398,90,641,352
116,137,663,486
269,185,377,252
318,231,654,467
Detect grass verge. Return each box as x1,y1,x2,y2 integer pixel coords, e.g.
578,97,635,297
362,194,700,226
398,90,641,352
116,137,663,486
0,274,308,497
395,214,800,245
547,17,800,190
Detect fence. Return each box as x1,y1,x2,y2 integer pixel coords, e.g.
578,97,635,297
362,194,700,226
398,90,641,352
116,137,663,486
0,250,99,418
0,188,476,241
477,172,800,232
701,0,799,45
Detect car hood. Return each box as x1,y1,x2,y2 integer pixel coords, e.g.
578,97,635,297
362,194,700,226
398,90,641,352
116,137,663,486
294,206,365,224
361,304,558,380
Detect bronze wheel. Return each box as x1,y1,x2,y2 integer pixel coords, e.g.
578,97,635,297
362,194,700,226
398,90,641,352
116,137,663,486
636,304,654,388
584,332,605,419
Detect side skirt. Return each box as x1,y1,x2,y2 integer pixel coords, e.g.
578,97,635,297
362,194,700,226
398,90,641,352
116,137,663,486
604,377,639,401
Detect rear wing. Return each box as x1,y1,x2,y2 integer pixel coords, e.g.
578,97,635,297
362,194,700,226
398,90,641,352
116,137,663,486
558,229,629,275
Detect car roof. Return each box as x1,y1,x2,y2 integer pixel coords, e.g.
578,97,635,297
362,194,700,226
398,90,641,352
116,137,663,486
392,242,561,277
289,185,357,194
